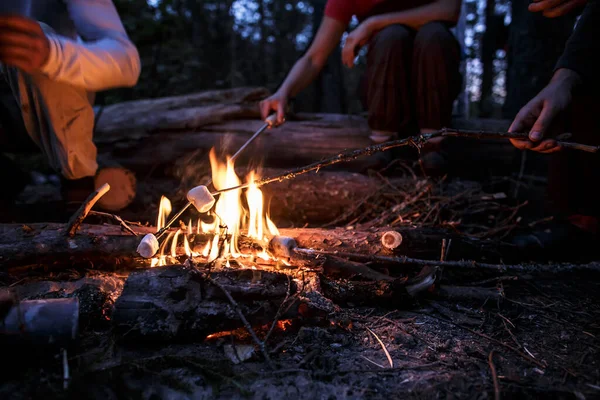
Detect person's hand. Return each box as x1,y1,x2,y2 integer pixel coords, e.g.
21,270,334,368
528,0,587,17
509,68,581,153
0,15,50,73
342,19,377,68
259,91,288,125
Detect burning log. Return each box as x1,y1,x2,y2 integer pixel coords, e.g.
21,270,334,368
0,222,516,273
111,266,309,341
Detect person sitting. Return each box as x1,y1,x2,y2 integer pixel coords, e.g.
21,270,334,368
508,0,598,260
0,0,140,212
260,0,463,171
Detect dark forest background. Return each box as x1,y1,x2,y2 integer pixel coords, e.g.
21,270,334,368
103,0,580,121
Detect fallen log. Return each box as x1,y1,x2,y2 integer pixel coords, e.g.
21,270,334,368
95,94,521,175
111,266,306,341
0,224,149,272
95,113,376,173
278,227,517,262
95,87,270,136
0,222,517,273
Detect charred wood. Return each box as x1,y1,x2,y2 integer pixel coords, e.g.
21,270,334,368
111,266,308,342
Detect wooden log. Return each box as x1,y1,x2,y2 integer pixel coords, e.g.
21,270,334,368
94,167,137,212
95,87,270,136
111,266,304,341
0,223,517,272
95,93,519,175
278,226,517,263
95,113,377,173
0,224,151,271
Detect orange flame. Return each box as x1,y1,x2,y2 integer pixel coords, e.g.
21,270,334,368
151,148,279,266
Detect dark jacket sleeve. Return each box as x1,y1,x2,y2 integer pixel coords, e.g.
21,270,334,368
555,0,600,86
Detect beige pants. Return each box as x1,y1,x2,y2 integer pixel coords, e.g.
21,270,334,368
0,25,98,180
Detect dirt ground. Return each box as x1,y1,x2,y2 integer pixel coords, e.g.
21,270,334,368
1,265,599,400
1,160,599,399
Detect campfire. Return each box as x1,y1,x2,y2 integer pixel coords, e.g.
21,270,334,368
150,148,280,268
2,120,600,399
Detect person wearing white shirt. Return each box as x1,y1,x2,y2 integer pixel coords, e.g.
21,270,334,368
0,0,140,211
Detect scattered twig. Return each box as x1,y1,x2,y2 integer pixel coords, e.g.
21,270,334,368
66,183,111,237
360,355,387,369
501,319,522,350
420,312,545,369
293,248,600,275
264,275,293,345
366,327,394,368
488,350,501,400
62,348,70,390
466,276,519,286
192,267,273,368
88,210,138,236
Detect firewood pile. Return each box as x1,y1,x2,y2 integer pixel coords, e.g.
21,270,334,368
1,89,599,399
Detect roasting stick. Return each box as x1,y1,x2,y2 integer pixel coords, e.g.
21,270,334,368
139,127,596,257
204,128,600,198
155,114,281,240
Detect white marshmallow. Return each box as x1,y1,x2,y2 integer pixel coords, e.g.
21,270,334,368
137,233,159,258
187,185,216,213
269,236,297,258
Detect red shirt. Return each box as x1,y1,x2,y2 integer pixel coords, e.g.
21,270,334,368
325,0,434,25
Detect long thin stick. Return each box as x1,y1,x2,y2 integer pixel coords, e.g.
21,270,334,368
292,248,600,275
204,273,273,368
66,183,110,237
209,128,598,198
88,210,138,236
366,327,394,368
488,350,501,400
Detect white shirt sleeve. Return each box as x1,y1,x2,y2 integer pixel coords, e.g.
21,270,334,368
39,0,141,92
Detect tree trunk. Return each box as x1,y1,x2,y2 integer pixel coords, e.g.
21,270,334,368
503,0,576,118
479,0,502,118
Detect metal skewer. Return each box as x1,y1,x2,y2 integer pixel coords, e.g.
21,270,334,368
156,114,281,239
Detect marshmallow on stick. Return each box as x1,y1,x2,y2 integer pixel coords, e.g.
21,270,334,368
137,233,159,258
187,185,216,213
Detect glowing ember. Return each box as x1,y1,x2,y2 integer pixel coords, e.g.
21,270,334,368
150,148,280,266
277,319,293,331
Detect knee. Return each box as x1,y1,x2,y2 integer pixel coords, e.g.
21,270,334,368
370,25,412,55
415,22,455,51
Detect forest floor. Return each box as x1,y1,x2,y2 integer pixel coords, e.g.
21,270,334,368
1,157,599,399
1,268,599,399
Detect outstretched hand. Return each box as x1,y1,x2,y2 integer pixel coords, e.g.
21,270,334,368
0,15,50,73
259,92,288,125
509,69,580,153
528,0,587,17
342,19,376,68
